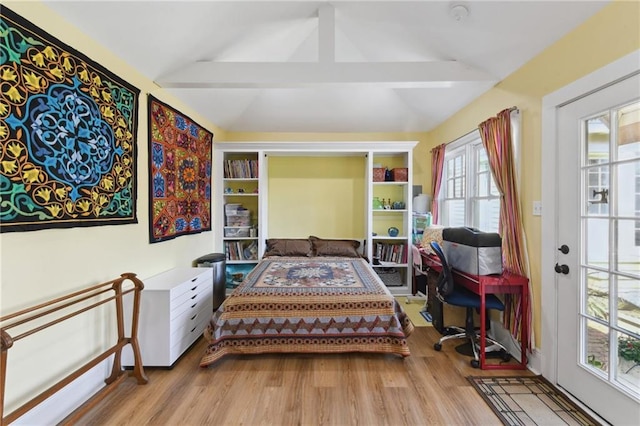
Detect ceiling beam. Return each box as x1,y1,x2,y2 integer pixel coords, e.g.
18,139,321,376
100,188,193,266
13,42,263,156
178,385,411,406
318,4,335,63
156,4,496,90
155,61,496,89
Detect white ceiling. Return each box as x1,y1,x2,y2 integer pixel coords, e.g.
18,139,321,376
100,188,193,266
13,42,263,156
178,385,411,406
43,0,610,133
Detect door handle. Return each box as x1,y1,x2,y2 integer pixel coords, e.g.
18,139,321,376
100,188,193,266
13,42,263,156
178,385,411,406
555,263,569,274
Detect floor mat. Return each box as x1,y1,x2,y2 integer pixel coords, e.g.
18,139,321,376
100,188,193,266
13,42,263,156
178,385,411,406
467,375,602,426
396,297,431,327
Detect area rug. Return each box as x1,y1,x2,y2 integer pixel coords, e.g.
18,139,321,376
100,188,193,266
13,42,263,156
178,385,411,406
468,376,601,426
396,297,431,327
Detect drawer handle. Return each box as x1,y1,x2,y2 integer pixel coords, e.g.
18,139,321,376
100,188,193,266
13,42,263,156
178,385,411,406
191,303,197,309
191,313,197,321
191,277,198,282
191,326,197,333
191,295,197,300
191,286,198,291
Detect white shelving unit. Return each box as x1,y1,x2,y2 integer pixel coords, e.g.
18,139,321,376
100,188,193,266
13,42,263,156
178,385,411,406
214,149,265,291
367,151,413,295
214,141,416,295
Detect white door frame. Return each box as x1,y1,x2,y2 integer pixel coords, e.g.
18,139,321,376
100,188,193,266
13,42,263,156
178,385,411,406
541,49,640,382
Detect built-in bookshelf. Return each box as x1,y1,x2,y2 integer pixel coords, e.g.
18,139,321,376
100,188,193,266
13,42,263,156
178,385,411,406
214,142,416,295
215,150,263,291
368,151,412,293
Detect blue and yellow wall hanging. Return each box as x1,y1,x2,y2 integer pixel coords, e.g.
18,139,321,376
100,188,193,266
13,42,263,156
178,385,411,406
148,95,212,243
0,6,140,233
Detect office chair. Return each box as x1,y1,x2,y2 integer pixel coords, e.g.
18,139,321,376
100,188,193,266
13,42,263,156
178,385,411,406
429,241,510,368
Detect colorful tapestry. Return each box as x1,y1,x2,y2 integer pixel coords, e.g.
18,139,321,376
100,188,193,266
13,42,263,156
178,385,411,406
0,7,140,233
148,95,212,243
200,256,414,367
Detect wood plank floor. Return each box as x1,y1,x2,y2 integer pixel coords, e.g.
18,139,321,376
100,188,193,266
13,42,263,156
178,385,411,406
79,327,532,425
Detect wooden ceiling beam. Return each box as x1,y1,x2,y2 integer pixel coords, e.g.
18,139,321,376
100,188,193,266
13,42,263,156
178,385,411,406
155,61,496,89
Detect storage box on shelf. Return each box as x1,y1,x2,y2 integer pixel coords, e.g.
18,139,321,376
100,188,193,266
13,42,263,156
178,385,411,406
372,168,386,182
224,204,258,262
226,210,251,227
391,167,408,182
224,226,251,238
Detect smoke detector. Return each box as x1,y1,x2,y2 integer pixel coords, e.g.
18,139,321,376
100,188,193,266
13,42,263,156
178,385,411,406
449,4,469,22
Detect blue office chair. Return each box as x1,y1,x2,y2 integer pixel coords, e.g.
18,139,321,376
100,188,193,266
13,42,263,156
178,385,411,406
429,241,511,368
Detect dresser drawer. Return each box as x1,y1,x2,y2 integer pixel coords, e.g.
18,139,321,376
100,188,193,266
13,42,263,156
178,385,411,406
170,315,210,362
170,274,211,305
170,296,213,337
170,278,212,315
122,267,215,367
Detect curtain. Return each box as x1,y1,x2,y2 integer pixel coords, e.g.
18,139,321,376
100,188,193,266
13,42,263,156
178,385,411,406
430,144,446,223
479,108,531,348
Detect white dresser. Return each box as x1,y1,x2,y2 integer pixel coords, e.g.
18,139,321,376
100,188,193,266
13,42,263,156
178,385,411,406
122,267,213,367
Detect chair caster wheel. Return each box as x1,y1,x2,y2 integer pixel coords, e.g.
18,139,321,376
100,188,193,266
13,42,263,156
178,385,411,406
470,359,480,368
434,343,442,351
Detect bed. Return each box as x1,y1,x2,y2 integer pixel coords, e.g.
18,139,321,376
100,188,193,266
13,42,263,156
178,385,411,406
199,237,414,367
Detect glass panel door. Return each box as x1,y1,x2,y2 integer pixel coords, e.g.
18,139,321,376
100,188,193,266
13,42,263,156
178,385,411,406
582,100,640,398
557,74,640,425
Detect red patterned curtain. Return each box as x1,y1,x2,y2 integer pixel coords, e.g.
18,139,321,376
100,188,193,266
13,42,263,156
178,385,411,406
430,144,446,223
478,108,531,348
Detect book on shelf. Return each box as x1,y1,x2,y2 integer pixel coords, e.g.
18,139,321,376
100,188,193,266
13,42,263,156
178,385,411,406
374,242,406,264
224,240,258,261
224,159,258,179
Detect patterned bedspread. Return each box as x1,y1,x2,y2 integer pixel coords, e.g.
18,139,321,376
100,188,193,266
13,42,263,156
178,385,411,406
200,257,414,367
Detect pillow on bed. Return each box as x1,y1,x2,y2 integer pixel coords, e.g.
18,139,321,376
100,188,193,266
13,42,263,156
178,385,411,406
309,236,361,258
263,239,313,257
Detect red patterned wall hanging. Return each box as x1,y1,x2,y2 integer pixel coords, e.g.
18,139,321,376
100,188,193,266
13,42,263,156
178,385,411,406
148,95,212,243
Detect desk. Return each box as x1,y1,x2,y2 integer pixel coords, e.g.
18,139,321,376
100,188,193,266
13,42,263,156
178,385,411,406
420,251,529,370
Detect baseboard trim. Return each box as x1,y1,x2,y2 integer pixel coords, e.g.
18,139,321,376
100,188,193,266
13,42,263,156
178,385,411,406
13,359,110,425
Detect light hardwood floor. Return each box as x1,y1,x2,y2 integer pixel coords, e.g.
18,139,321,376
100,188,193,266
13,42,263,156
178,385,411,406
79,326,531,425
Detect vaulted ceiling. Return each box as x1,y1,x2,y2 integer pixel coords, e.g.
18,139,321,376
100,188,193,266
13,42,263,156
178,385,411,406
43,0,611,133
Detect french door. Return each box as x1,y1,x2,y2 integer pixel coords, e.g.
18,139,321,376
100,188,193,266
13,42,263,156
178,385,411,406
556,73,640,425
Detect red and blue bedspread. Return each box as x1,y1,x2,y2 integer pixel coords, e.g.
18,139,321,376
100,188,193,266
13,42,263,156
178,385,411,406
200,256,414,367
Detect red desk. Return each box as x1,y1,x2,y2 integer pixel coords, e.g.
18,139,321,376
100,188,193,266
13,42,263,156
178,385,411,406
421,251,529,370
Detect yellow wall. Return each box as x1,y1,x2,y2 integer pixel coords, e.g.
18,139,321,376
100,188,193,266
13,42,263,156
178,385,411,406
0,0,225,411
267,156,366,238
225,0,640,349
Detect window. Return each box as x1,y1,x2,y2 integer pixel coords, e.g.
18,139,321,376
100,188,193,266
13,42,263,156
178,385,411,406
438,131,501,233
